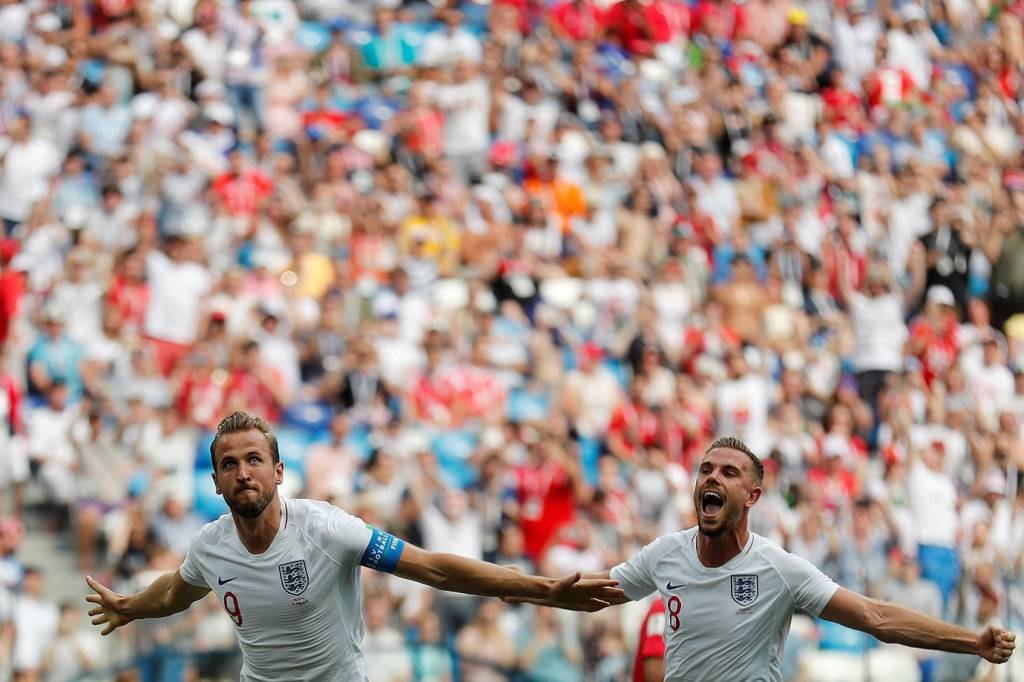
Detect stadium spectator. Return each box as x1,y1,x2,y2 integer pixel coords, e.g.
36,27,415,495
0,0,1020,676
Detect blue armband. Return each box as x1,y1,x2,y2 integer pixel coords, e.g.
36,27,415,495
359,527,405,573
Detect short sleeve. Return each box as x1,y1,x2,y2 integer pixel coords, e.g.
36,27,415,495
314,504,376,569
610,540,660,602
179,534,209,589
775,550,840,617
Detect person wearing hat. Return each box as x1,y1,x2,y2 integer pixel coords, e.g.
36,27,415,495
907,284,961,386
886,3,936,90
780,5,831,86
26,307,85,402
834,0,881,85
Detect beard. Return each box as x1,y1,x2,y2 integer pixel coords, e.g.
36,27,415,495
697,519,728,537
227,487,275,519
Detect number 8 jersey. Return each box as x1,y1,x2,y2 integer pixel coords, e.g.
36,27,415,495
610,527,840,682
180,497,403,682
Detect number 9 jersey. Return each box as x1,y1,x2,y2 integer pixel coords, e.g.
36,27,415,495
179,497,404,682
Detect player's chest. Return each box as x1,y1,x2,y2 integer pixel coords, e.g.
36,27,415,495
655,571,783,639
206,537,336,629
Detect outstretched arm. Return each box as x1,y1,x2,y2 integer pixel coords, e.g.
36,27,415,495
392,545,623,612
85,572,210,636
501,570,633,610
820,588,1016,663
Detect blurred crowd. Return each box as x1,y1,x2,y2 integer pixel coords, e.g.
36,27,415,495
0,0,1023,680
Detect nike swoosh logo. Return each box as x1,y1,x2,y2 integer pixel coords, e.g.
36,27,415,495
218,577,237,586
666,582,685,590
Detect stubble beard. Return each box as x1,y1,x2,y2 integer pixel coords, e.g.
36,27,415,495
227,488,275,520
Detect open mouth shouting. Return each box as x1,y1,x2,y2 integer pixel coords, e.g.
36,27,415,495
700,489,725,519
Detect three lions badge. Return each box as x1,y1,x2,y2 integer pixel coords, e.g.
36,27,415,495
730,575,758,607
279,560,309,596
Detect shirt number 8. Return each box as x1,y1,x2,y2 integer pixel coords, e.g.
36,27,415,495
667,595,682,632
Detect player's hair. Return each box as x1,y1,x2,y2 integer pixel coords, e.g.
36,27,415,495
209,411,280,469
705,436,764,484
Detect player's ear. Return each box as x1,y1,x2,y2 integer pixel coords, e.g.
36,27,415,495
211,471,221,495
746,484,762,508
274,460,284,485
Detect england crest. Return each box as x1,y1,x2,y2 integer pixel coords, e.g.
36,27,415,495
279,560,309,596
730,575,758,607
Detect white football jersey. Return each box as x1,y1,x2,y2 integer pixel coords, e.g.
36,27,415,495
180,497,386,682
611,527,840,682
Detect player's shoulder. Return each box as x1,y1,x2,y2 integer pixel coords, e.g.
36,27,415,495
748,531,797,565
188,513,234,551
644,527,696,561
284,497,364,533
748,532,821,578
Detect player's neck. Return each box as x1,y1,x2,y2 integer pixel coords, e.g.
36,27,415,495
696,523,749,569
232,494,284,555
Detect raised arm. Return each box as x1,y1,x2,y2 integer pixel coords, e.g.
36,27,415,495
392,545,623,612
85,572,210,636
820,587,1016,663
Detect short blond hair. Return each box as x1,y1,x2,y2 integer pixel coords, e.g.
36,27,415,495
209,411,279,468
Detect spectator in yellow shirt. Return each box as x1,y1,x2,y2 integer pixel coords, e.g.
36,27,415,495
399,193,461,277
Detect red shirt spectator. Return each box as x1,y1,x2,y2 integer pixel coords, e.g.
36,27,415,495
516,445,580,561
212,150,273,217
108,275,150,333
604,0,677,55
219,341,288,424
0,269,24,346
909,306,960,386
632,598,667,682
822,85,864,128
693,0,746,40
550,1,607,41
608,395,660,461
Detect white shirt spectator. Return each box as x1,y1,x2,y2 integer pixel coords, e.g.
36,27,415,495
690,175,739,236
907,459,958,548
848,291,908,373
833,13,881,85
436,75,490,157
887,26,931,90
12,593,59,673
422,27,482,68
0,134,60,223
420,504,483,560
0,2,28,43
144,250,213,345
968,360,1014,428
887,191,931,276
181,28,228,84
564,366,623,439
715,374,771,454
27,404,77,504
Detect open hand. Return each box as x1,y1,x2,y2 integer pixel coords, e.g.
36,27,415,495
85,575,133,636
542,572,625,612
979,625,1016,664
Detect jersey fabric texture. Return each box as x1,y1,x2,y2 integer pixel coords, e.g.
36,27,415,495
611,527,840,682
179,497,402,682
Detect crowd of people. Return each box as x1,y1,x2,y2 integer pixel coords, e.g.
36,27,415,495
0,0,1023,679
